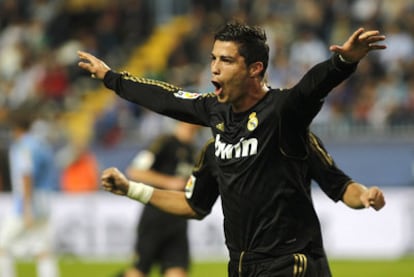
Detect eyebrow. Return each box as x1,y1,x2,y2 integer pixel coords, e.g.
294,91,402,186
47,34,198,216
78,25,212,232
211,53,236,61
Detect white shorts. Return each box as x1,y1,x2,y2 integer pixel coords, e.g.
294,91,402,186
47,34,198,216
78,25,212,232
0,215,52,257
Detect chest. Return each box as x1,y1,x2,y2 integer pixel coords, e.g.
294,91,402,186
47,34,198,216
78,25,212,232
210,102,279,159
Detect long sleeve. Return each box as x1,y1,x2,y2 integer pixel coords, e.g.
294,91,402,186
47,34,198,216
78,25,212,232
103,71,214,126
278,54,358,159
293,54,357,100
308,132,352,202
283,54,358,127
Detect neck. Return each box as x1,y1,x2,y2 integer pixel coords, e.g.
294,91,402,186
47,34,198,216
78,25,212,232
232,81,268,113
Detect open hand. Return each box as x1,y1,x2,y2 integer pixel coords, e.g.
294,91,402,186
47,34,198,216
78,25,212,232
77,50,111,79
329,28,386,63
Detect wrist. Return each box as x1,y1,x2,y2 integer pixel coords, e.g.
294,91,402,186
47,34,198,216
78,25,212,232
338,54,354,64
127,181,154,204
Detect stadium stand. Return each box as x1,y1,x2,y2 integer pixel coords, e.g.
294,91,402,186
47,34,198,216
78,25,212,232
61,16,193,149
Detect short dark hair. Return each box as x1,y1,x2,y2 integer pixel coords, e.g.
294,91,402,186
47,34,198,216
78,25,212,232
214,21,269,77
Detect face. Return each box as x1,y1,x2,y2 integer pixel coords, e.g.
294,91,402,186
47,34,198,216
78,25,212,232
210,40,250,105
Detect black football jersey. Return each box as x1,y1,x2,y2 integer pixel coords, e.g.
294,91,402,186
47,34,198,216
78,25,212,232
186,131,353,257
104,54,357,257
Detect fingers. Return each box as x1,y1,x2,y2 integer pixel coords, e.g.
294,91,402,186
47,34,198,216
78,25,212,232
367,190,378,207
365,34,386,43
77,50,95,62
102,167,115,180
328,45,342,53
362,187,386,211
329,28,365,53
358,30,379,40
102,178,113,191
101,167,118,190
369,189,385,211
77,59,94,74
367,44,387,50
101,167,129,196
350,27,365,43
358,30,387,50
77,51,99,73
366,36,386,46
77,50,110,79
357,30,386,43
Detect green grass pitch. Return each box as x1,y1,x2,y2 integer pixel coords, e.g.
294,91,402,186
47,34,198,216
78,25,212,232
16,256,414,277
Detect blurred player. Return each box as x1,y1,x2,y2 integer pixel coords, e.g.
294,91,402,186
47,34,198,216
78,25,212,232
0,107,60,277
119,121,200,277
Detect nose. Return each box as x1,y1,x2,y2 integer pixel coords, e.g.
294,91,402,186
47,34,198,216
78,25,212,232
211,60,219,75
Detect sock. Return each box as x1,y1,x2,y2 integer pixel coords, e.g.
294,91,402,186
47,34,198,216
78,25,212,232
0,255,15,277
37,256,59,277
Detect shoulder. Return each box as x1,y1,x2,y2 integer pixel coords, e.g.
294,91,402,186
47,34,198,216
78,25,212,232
258,88,291,108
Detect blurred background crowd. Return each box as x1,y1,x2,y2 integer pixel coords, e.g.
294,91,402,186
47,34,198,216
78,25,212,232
0,0,413,192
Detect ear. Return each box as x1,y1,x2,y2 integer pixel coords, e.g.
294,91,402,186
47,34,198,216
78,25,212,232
249,62,264,78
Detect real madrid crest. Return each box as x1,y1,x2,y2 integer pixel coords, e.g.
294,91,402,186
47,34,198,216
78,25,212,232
247,112,258,131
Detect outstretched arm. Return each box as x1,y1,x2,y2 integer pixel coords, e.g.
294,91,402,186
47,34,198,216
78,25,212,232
101,167,198,218
342,182,385,211
77,50,211,125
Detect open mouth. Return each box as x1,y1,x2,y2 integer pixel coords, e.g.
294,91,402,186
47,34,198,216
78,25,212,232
212,81,223,96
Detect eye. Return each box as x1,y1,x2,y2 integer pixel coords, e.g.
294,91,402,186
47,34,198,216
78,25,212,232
221,57,233,64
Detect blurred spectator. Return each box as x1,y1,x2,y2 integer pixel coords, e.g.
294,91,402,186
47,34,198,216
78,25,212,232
59,145,99,193
37,51,71,106
0,0,414,149
56,117,100,193
377,20,414,76
288,24,329,78
0,105,60,277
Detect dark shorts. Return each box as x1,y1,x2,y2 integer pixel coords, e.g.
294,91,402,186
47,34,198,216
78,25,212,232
133,227,189,274
228,251,331,277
